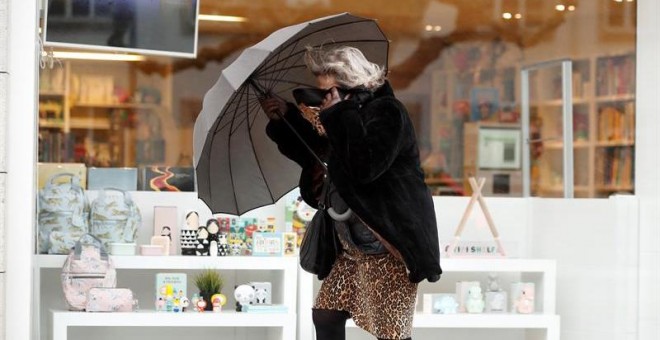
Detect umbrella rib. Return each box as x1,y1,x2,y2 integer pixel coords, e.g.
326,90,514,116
254,18,374,75
268,38,302,92
226,83,251,214
266,35,300,93
245,84,276,202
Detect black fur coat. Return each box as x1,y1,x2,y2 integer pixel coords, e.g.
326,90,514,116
266,81,442,283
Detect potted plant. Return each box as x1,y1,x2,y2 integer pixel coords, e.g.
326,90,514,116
194,269,224,311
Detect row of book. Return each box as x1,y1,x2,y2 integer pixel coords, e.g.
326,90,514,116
598,102,635,142
596,147,634,188
38,131,75,163
596,55,635,97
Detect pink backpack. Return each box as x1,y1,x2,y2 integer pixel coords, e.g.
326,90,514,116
61,234,117,311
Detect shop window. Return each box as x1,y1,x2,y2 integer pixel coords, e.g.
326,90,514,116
37,0,636,197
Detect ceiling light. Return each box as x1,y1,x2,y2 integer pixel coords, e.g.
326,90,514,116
568,5,576,11
434,25,442,31
514,13,522,19
614,0,623,2
425,25,433,31
47,51,146,61
626,0,634,2
198,14,247,23
555,4,566,11
502,12,512,20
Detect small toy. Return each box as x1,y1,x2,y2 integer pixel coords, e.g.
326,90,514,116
207,219,220,243
211,293,227,312
515,287,535,314
191,293,199,309
195,227,210,256
196,296,207,312
234,284,256,312
466,286,485,313
434,296,458,314
180,296,190,312
156,297,165,311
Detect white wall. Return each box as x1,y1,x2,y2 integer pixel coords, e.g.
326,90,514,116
0,0,7,338
5,0,38,340
634,1,660,339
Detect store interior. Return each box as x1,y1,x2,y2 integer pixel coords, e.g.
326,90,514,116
29,1,646,340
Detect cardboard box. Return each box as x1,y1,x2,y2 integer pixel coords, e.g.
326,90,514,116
140,166,194,192
87,167,137,191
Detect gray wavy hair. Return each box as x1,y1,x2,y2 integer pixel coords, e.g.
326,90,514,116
304,46,386,90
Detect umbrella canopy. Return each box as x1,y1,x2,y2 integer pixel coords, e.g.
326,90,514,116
193,13,389,215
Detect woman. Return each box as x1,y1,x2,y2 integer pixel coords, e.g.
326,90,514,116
262,46,442,340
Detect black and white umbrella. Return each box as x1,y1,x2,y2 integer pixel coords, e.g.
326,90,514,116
193,13,389,215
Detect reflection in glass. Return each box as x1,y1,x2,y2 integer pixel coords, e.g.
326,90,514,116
37,0,636,195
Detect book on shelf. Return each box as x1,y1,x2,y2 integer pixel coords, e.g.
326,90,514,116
598,102,635,142
596,54,635,97
598,147,633,188
139,166,195,192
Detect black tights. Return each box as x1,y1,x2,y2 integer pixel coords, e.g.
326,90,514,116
312,309,412,340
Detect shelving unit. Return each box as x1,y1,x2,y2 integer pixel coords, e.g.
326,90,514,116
38,60,170,167
36,255,298,340
430,52,635,198
52,310,295,340
530,53,635,198
299,258,559,340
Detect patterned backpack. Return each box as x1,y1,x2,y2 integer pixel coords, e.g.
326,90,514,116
37,173,90,254
90,188,141,249
61,234,117,311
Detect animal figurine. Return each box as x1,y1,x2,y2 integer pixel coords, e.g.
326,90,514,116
234,284,256,312
466,286,485,313
434,296,458,314
515,287,535,314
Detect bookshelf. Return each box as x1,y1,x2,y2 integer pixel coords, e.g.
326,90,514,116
430,52,635,198
38,60,169,167
525,53,635,198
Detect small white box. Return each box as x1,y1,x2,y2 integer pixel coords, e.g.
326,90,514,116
249,282,272,305
109,242,136,256
485,291,507,313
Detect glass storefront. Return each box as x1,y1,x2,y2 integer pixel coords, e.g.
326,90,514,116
37,0,636,197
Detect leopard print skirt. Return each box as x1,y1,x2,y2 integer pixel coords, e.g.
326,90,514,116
313,227,418,339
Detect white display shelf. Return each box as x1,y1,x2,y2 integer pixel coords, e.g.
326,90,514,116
39,255,299,340
347,313,560,329
52,310,296,340
36,254,298,270
438,258,555,274
299,258,559,340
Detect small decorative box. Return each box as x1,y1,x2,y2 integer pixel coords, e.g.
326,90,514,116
140,245,164,256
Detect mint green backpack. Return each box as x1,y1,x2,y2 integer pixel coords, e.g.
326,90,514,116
37,173,90,254
90,188,142,249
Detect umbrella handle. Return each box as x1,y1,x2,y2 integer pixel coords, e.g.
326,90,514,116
249,78,328,173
